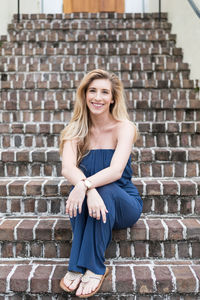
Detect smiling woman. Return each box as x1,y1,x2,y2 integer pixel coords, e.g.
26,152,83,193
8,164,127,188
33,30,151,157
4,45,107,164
59,69,143,298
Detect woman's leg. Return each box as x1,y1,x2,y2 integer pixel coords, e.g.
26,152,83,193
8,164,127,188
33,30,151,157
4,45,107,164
67,197,88,274
76,184,116,275
68,182,142,274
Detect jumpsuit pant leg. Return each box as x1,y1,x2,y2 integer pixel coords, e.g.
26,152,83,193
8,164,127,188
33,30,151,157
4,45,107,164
68,182,142,275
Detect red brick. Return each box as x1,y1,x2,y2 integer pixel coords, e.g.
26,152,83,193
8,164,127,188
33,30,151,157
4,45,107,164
26,180,43,195
10,265,32,292
1,151,14,162
179,181,196,195
44,180,59,196
116,266,133,292
181,219,200,239
51,265,66,293
154,266,173,293
147,219,164,240
134,266,154,293
54,219,72,241
0,181,10,196
0,219,19,241
9,180,26,196
0,265,13,292
131,219,146,240
164,220,183,240
172,266,196,293
31,265,53,293
145,180,161,195
35,219,55,240
17,219,37,240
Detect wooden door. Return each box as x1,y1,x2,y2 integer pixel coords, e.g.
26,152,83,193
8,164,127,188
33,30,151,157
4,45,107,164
63,0,124,13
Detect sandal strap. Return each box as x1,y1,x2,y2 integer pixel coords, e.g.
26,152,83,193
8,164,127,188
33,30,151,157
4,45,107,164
81,270,102,283
64,271,83,281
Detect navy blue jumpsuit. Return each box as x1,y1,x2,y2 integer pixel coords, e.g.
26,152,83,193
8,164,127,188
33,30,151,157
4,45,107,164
68,149,143,275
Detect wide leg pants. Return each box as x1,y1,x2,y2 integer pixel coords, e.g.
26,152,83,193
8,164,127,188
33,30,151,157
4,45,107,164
68,182,143,275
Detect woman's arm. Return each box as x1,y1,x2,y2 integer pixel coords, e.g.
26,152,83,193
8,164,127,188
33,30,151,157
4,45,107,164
61,139,86,184
61,139,87,217
86,121,136,188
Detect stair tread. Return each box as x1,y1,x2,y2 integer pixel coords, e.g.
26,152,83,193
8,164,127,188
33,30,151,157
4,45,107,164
0,216,199,242
0,258,199,295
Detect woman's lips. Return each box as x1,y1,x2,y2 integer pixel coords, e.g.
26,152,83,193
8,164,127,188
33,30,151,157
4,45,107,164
91,102,104,108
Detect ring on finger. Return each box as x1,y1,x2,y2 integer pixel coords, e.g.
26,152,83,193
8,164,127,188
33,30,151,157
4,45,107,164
74,205,78,210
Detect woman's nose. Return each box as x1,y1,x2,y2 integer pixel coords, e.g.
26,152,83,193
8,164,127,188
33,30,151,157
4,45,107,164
95,92,102,100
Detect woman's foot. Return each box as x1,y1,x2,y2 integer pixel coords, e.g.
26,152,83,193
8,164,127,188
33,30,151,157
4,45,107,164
76,268,109,298
60,271,83,293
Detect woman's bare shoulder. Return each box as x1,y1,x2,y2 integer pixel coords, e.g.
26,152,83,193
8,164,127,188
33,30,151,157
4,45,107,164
116,120,136,131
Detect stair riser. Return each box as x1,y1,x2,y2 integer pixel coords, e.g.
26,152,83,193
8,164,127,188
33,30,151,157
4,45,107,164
1,80,195,89
6,31,176,43
0,72,190,82
1,108,200,123
0,57,186,66
0,262,199,297
0,162,199,178
1,89,198,103
0,45,182,56
9,20,172,31
0,109,199,123
0,133,199,148
0,195,199,216
0,240,199,260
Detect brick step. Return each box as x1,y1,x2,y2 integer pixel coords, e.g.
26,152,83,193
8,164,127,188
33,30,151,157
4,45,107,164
0,258,199,298
1,80,196,90
0,147,199,178
0,216,199,260
12,12,168,21
0,42,183,56
0,177,199,216
0,55,185,64
8,28,172,36
0,74,191,87
1,94,199,109
0,132,199,149
0,62,190,74
9,18,172,30
7,30,177,44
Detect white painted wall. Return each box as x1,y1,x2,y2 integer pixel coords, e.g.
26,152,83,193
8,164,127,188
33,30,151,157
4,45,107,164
42,0,62,13
125,0,149,13
148,0,200,81
0,0,41,35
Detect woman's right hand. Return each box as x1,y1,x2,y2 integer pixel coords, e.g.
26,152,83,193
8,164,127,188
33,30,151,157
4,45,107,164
86,189,108,223
66,181,87,217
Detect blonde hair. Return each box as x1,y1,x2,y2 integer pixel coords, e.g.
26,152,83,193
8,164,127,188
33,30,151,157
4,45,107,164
59,69,139,164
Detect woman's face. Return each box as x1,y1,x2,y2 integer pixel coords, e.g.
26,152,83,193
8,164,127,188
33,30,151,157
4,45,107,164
86,79,114,116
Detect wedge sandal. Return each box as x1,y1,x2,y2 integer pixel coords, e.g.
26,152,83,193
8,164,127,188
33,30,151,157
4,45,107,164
77,267,109,298
60,271,83,293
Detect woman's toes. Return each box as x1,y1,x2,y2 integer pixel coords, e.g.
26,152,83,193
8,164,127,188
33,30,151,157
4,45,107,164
76,283,83,296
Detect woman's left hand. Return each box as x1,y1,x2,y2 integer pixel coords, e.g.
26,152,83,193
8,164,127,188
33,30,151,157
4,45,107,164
87,189,108,223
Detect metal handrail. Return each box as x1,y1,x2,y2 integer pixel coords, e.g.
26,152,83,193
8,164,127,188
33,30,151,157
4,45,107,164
17,0,20,22
159,0,161,22
188,0,200,18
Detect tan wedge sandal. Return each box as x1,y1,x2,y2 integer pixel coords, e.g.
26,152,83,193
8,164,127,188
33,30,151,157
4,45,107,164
60,271,83,293
77,267,109,298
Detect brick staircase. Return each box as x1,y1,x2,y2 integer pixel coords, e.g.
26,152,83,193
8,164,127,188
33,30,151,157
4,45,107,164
0,12,200,299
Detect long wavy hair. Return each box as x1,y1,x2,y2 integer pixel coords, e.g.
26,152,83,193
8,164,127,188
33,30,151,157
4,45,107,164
59,69,139,164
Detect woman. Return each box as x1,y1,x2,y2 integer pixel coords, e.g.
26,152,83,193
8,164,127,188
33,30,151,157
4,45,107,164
59,69,143,298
